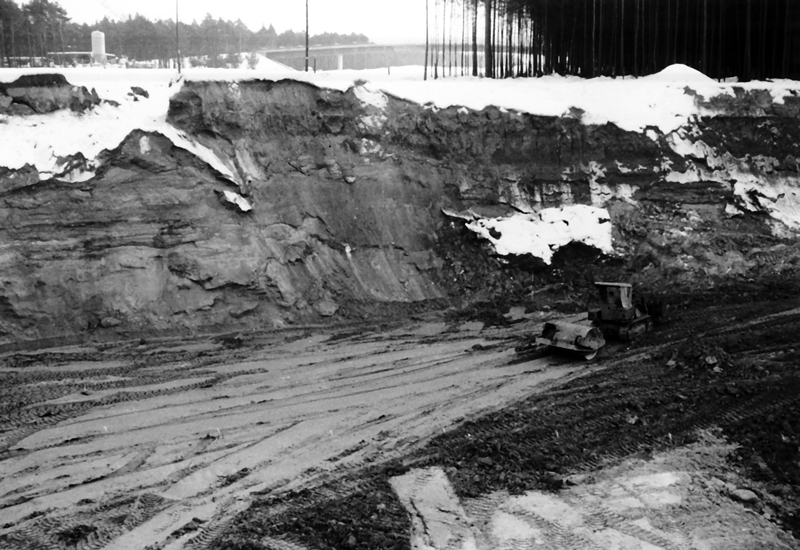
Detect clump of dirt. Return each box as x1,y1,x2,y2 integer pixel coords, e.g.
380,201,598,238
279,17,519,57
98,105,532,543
6,73,71,88
55,524,97,547
216,477,411,550
220,468,251,487
168,517,206,539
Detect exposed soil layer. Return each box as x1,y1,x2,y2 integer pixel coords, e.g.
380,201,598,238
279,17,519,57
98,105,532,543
215,278,800,549
2,78,799,344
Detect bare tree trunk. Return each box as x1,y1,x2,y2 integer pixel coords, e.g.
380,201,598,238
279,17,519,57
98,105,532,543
582,0,587,76
598,0,604,74
59,20,65,63
484,0,492,77
11,23,16,66
0,19,8,67
633,0,639,75
509,10,514,75
591,0,597,78
471,0,478,75
745,0,752,80
673,0,679,63
516,10,525,76
27,19,33,65
653,0,659,72
461,0,466,75
494,1,500,77
441,0,446,75
665,0,670,65
683,0,689,66
449,0,454,76
610,0,617,76
433,0,438,78
424,0,429,80
783,0,790,76
718,0,724,77
760,0,767,79
702,0,708,73
772,0,780,76
0,20,5,68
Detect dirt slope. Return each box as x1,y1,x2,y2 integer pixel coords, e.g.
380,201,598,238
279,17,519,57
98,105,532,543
1,78,800,343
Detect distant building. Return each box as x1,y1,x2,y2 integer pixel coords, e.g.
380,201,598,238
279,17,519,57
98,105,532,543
43,28,116,67
91,31,106,65
46,52,118,67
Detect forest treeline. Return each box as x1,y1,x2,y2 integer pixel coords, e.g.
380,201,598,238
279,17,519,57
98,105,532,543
0,0,369,66
427,0,799,80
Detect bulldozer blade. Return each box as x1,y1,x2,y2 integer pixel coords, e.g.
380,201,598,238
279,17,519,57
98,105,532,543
535,321,606,358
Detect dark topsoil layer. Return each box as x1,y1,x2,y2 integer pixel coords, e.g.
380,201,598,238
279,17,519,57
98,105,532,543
212,277,800,550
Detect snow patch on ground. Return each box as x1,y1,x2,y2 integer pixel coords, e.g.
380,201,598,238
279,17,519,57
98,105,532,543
235,53,296,73
460,205,613,264
353,84,388,110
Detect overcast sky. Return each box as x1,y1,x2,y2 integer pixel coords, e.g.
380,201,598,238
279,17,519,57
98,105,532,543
38,0,429,44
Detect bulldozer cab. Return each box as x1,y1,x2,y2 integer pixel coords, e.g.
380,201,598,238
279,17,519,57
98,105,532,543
595,282,632,309
592,282,635,321
587,281,653,341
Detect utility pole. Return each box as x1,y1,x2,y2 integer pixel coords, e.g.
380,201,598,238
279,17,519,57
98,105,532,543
176,0,181,73
305,0,309,71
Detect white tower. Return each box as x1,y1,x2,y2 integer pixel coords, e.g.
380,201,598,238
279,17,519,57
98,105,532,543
91,31,106,65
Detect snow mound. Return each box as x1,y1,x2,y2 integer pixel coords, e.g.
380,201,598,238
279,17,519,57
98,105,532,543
236,53,296,73
644,64,716,84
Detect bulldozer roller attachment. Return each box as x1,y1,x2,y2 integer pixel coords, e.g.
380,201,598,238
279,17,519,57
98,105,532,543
536,322,606,360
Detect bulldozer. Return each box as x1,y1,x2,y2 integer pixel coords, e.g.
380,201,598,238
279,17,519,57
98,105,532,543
587,282,653,341
525,281,653,360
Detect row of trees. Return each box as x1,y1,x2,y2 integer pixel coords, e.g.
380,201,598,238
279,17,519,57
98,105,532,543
0,0,369,66
0,0,68,64
426,0,799,80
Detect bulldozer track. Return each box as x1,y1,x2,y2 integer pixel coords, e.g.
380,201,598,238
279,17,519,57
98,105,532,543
0,493,170,550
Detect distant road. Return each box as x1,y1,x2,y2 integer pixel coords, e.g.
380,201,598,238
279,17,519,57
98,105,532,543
259,44,427,71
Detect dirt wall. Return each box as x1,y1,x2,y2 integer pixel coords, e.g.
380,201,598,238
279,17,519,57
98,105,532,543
1,78,799,344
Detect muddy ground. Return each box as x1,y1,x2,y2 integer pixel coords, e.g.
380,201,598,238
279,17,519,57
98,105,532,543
1,278,799,550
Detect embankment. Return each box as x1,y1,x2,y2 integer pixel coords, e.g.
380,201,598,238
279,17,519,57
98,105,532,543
1,74,799,344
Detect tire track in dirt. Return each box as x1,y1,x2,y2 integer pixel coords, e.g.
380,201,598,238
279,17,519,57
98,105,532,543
209,296,800,549
2,320,574,550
